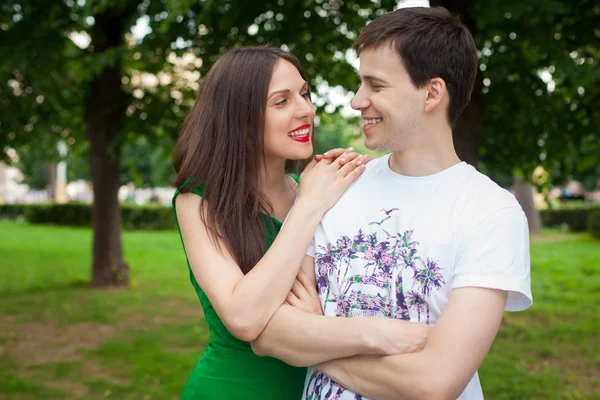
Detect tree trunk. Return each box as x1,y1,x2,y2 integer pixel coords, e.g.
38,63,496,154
512,176,542,234
453,72,483,166
47,164,56,202
430,0,482,167
85,6,139,287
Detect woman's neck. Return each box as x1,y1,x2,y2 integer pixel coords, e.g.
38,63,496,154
261,156,290,195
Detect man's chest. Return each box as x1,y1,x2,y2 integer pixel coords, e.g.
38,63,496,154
314,205,458,323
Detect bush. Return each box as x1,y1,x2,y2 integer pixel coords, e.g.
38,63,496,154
4,202,175,230
0,204,26,220
121,204,175,230
541,206,600,232
25,203,92,226
588,210,600,239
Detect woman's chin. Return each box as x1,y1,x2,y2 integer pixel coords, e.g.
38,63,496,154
287,148,313,161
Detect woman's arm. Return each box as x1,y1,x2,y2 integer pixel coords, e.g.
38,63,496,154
176,151,366,342
251,256,430,366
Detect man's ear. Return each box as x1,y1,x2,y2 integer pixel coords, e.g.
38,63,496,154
424,78,446,113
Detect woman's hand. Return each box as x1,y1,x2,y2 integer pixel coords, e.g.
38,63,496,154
298,147,371,216
370,319,431,355
314,147,373,167
285,269,323,316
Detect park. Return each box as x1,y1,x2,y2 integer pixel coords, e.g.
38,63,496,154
1,0,599,399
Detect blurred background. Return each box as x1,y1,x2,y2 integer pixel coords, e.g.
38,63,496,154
0,0,599,399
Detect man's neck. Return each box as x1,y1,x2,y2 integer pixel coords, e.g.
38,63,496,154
389,127,461,177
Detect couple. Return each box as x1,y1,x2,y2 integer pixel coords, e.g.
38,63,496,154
172,6,532,400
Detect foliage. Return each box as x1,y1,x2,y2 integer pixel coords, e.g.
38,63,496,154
1,202,175,230
0,0,401,164
588,209,600,239
540,204,600,232
0,204,25,220
473,0,600,184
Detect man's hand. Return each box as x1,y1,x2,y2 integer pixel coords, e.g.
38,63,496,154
285,269,323,316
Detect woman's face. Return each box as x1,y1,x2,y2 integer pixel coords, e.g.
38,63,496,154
263,59,315,162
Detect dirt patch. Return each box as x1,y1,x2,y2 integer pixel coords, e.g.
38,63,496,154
0,315,131,398
116,300,203,332
84,358,131,386
0,320,115,366
44,380,88,397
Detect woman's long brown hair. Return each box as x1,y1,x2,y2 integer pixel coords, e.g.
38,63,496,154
173,47,309,274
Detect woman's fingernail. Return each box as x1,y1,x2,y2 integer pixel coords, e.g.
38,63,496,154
339,158,346,163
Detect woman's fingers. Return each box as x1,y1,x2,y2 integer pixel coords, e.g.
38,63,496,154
296,270,319,300
338,154,368,178
285,291,301,308
321,148,347,160
291,279,310,300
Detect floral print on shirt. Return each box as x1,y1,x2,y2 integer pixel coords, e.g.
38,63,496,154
305,208,445,399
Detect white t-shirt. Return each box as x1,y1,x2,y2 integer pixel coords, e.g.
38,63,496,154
302,154,532,400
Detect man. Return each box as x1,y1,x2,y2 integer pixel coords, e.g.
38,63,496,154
252,7,532,400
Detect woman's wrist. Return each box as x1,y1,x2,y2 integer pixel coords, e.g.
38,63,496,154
294,196,326,220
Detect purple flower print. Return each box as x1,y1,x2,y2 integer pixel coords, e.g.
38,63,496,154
369,208,400,226
406,290,431,323
307,208,449,398
413,258,445,297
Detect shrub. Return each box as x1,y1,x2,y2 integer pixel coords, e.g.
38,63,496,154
540,206,600,232
0,204,26,220
3,203,175,230
588,210,600,239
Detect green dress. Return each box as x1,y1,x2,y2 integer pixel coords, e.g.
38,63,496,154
172,178,306,400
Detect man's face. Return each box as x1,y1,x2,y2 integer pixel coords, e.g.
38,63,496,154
351,44,423,151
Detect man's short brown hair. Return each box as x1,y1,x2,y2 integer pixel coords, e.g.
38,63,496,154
353,7,478,126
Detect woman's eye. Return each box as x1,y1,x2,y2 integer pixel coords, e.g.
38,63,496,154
301,92,311,99
370,83,382,90
275,98,288,106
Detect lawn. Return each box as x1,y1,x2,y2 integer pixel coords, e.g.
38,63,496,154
0,221,598,399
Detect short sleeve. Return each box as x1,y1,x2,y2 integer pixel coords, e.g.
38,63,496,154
452,206,533,312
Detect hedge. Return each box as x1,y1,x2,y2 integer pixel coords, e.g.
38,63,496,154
4,202,599,237
0,203,176,230
0,204,26,220
588,209,600,239
540,206,600,232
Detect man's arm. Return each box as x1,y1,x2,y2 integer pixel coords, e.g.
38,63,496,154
251,255,430,367
316,287,508,400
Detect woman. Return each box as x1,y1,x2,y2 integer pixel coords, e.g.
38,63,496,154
172,47,428,399
172,47,368,399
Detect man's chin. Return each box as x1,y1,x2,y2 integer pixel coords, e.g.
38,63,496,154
364,137,382,151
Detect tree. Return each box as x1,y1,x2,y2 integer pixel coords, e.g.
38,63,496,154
2,0,597,285
432,0,599,231
1,0,400,287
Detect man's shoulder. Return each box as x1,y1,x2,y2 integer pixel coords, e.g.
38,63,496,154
458,166,523,227
337,154,388,193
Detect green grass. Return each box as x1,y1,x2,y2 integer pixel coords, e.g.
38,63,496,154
0,221,599,399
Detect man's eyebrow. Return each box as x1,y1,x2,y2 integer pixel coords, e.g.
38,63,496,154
267,82,308,99
358,74,389,84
